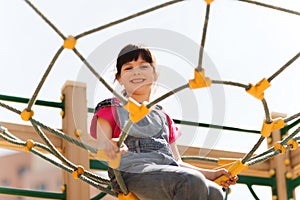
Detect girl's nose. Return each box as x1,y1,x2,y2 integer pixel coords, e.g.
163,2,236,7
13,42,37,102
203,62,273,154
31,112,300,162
132,66,142,75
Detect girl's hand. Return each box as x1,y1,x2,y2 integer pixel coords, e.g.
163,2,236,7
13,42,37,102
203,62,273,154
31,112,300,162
103,138,128,160
206,168,238,188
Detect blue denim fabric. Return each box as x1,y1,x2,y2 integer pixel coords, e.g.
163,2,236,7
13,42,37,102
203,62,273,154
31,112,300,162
125,133,173,154
108,105,224,199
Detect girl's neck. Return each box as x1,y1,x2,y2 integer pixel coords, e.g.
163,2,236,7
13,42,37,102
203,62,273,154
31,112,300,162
129,93,150,103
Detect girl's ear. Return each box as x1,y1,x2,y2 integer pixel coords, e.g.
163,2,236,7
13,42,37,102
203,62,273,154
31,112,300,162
116,74,123,85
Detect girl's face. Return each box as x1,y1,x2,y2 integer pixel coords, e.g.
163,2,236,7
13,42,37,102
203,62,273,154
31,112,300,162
117,55,157,100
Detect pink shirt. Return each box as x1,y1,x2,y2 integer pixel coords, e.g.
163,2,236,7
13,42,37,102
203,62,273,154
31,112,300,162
90,104,181,143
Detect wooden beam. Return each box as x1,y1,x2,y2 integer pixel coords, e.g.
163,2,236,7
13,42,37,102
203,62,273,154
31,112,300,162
178,145,271,178
61,81,90,200
0,121,63,152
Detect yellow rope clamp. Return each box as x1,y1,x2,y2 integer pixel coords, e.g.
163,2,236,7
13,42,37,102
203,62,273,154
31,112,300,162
274,142,286,154
96,149,121,169
260,118,285,137
287,139,298,151
25,139,35,152
189,69,211,89
118,192,139,200
205,0,214,4
72,165,85,179
214,159,248,186
217,158,239,166
20,109,34,121
63,35,77,49
246,78,271,100
124,97,150,123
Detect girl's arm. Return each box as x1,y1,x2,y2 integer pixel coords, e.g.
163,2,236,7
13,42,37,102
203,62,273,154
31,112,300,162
97,117,127,160
170,142,238,188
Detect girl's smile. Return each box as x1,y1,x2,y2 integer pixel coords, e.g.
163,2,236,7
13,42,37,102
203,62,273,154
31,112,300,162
130,78,146,84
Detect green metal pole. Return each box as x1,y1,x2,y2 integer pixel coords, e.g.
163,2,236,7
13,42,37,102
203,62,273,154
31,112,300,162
0,94,64,110
0,187,66,199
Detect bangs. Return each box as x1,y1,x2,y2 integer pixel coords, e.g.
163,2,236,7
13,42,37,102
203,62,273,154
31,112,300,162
118,48,153,66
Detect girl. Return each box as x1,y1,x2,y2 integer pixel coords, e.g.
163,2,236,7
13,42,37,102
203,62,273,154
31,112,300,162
90,44,237,200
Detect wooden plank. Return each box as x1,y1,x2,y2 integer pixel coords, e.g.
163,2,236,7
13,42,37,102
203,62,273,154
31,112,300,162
61,81,90,200
178,145,271,178
0,121,63,152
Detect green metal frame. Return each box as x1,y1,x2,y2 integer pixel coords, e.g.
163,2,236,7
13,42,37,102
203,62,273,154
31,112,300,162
0,94,64,111
0,186,66,199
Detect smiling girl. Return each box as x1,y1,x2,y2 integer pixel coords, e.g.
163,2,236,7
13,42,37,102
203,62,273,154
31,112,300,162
90,44,237,200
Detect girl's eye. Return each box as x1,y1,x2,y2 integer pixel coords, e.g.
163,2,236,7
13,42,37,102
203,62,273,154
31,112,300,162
124,67,133,71
140,65,150,69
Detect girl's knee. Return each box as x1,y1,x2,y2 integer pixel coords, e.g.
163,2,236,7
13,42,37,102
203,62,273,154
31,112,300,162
183,172,208,194
208,185,224,200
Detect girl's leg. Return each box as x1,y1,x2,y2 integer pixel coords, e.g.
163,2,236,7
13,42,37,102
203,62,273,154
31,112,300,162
119,165,224,200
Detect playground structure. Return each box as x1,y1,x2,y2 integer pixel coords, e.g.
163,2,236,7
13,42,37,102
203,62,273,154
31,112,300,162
1,82,300,200
0,0,300,199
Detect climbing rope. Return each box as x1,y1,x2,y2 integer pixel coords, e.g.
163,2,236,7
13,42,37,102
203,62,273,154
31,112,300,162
0,124,115,195
197,1,212,72
238,0,300,16
0,0,299,199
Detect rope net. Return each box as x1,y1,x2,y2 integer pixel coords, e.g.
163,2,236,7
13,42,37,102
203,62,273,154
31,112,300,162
0,0,299,199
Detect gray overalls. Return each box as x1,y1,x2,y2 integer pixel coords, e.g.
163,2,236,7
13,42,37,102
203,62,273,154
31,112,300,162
101,101,224,200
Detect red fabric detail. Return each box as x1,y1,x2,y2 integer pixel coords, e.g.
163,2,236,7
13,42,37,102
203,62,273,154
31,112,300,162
90,106,121,139
165,113,182,143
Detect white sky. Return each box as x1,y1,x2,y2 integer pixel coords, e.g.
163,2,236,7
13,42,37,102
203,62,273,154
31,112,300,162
0,0,300,199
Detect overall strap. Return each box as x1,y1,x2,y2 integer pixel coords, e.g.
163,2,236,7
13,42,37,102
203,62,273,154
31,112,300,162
94,98,120,113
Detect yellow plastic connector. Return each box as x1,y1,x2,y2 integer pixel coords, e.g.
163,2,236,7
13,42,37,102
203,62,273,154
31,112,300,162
72,165,85,179
287,139,298,151
21,109,34,121
124,98,150,123
118,192,139,200
205,0,214,4
246,78,271,100
260,118,285,137
25,139,35,152
97,149,121,169
274,142,286,154
63,35,77,49
214,159,248,186
189,69,211,89
217,158,239,166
